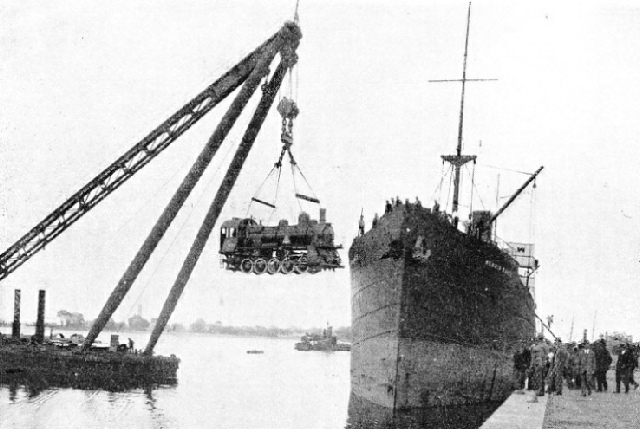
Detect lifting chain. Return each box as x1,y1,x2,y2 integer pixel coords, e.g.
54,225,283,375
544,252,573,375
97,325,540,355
275,97,299,167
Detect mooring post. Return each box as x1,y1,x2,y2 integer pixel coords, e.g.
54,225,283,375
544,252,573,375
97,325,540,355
34,290,46,343
12,289,20,339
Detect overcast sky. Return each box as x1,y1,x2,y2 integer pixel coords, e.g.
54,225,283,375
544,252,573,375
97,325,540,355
1,0,639,343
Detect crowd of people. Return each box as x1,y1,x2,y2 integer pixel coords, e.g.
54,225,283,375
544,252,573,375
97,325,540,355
513,333,639,397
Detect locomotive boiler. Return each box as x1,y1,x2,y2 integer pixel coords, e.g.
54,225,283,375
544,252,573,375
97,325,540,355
219,209,342,274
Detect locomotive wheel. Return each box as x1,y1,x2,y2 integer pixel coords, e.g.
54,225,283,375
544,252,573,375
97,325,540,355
308,266,321,274
253,258,267,275
240,259,254,273
294,256,308,274
280,259,294,274
267,258,281,275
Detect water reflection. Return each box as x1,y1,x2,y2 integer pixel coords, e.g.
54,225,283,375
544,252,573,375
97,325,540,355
345,391,501,429
0,370,169,397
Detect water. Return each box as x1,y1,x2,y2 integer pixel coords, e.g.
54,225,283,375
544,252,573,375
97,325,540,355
1,329,500,428
1,331,350,429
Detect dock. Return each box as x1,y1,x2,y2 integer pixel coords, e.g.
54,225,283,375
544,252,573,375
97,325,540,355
481,371,640,429
480,391,547,429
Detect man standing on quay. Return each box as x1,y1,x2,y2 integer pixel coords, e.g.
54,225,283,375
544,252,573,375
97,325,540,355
550,338,569,395
593,338,612,392
578,342,596,396
530,333,549,396
615,342,635,394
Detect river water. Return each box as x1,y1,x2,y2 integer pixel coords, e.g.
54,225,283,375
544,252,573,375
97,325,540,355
0,329,499,428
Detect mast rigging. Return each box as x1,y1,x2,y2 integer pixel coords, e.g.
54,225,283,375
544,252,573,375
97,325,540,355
430,2,496,215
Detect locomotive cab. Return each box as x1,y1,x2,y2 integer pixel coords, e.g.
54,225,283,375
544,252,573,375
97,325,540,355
220,218,257,253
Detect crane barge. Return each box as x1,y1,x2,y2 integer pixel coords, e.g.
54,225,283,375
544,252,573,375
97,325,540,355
0,20,303,390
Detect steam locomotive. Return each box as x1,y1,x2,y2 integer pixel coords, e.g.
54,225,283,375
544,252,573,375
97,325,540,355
219,210,343,274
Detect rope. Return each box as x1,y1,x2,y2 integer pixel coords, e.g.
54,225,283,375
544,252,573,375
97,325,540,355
267,164,284,225
445,166,453,212
481,164,533,176
432,162,450,206
291,161,303,213
247,166,278,216
469,170,486,211
468,163,476,215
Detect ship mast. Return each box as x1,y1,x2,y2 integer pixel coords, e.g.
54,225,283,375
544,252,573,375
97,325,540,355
432,3,495,214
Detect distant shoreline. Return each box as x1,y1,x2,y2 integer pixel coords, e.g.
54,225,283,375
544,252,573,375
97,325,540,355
1,323,351,341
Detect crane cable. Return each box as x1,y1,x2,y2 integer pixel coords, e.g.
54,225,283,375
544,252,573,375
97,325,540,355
249,60,319,223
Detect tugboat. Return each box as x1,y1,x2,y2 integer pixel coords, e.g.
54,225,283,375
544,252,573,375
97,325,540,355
294,326,351,351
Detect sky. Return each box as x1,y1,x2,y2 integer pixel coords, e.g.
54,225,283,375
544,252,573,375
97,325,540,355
1,0,639,343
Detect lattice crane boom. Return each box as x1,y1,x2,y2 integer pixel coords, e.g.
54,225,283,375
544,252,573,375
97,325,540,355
0,24,296,282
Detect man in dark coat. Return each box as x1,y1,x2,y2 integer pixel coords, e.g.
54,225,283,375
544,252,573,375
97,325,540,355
593,338,612,392
615,343,635,393
529,333,549,396
577,342,596,396
513,341,531,390
630,344,639,390
551,338,569,395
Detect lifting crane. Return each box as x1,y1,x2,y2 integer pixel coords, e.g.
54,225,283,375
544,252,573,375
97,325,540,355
0,21,302,355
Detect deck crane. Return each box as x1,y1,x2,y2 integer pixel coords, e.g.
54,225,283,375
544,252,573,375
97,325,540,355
0,21,302,354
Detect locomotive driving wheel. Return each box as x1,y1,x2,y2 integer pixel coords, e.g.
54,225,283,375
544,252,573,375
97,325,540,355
280,258,294,274
240,259,254,273
293,255,308,274
253,258,267,275
267,258,281,274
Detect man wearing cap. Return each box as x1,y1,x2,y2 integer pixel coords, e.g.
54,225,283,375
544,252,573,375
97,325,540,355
593,338,612,392
577,342,596,396
550,338,569,395
615,343,635,393
529,333,550,396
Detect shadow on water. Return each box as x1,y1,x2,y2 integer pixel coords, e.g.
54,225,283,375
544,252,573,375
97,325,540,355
0,370,173,399
345,392,502,429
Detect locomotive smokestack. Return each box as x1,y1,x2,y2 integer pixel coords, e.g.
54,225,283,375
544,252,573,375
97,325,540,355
320,208,326,223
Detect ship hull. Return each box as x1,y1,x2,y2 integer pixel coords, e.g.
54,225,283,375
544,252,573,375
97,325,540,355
349,205,535,410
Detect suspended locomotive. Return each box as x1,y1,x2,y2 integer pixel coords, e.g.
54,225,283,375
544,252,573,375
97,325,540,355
219,209,342,274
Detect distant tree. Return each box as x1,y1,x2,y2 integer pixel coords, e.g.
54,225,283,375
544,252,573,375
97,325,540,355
128,315,150,331
57,310,72,326
104,318,125,331
190,318,207,333
57,310,86,328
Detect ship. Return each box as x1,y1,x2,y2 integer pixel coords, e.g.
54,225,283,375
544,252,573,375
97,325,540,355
348,5,539,411
294,326,351,351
